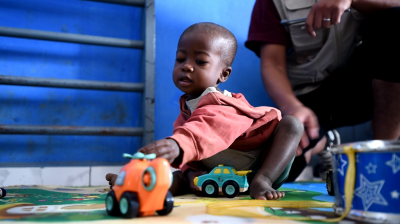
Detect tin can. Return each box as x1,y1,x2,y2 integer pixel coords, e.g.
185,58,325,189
331,140,400,223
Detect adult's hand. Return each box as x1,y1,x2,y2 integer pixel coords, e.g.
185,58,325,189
138,139,180,164
281,105,320,156
305,0,352,37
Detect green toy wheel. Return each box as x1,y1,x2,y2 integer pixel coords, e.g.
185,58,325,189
105,191,120,216
222,180,239,198
119,192,139,218
202,180,219,197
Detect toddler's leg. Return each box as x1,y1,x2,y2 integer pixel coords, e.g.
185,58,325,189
250,116,303,200
169,170,191,196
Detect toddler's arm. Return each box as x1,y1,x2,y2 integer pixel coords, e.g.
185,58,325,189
105,139,182,188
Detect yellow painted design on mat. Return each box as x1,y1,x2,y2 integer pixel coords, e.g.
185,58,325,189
207,146,356,223
0,203,35,220
0,203,30,210
175,197,223,206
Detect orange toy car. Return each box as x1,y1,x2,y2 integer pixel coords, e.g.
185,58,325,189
105,152,174,218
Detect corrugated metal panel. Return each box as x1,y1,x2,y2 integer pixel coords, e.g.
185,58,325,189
0,0,144,166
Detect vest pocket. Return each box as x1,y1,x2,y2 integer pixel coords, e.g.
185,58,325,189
286,67,317,86
290,25,324,53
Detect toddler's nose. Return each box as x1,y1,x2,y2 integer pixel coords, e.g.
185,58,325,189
182,64,194,72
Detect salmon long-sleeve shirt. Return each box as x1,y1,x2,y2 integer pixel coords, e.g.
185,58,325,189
167,91,282,172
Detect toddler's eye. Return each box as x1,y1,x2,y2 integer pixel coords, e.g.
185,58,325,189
196,60,207,65
176,58,185,63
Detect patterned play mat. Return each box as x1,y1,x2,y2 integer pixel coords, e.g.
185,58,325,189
0,182,358,224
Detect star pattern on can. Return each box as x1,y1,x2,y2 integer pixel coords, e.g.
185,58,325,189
365,162,377,174
354,174,388,211
334,150,400,217
337,154,348,176
385,154,400,174
391,190,399,199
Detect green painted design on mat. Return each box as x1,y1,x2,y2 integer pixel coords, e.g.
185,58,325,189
0,184,333,223
239,187,334,223
0,188,118,222
22,210,116,222
0,189,105,206
279,188,325,202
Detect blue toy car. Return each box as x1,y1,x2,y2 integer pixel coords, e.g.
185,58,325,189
193,165,251,198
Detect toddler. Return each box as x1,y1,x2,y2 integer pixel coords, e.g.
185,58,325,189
106,22,303,200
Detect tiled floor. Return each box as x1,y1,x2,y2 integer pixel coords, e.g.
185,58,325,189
1,165,316,187
295,166,316,181
90,166,123,186
0,166,123,187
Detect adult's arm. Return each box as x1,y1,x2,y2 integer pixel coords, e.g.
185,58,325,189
305,0,400,37
352,0,400,14
260,43,319,150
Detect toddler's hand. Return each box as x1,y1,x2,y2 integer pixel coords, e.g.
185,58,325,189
138,139,180,164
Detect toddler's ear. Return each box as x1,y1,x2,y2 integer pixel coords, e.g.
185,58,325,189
218,67,232,84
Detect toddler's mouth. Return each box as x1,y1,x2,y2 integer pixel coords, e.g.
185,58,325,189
179,76,192,83
179,76,193,87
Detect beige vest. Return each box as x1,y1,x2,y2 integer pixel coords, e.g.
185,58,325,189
272,0,364,95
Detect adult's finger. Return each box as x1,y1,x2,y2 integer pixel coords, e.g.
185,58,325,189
305,5,317,37
322,9,333,28
331,6,341,24
299,132,309,150
303,114,319,140
296,146,303,157
313,4,324,30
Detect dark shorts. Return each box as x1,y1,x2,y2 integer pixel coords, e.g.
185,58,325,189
298,7,400,131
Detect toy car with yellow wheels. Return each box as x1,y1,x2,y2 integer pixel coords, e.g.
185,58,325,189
194,165,251,198
105,152,174,218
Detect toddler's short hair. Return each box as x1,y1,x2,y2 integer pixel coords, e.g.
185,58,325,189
180,22,238,66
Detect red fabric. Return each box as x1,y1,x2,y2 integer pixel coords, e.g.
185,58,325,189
167,92,281,172
245,0,290,57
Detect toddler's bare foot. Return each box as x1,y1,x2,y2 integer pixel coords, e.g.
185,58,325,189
250,174,285,200
105,173,118,189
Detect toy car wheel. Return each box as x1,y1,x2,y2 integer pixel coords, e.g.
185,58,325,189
157,191,174,216
0,188,6,198
119,192,139,218
222,180,239,198
326,169,335,196
202,180,219,197
105,190,120,216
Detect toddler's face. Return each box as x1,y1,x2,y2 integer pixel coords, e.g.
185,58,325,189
173,32,226,100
